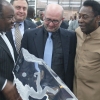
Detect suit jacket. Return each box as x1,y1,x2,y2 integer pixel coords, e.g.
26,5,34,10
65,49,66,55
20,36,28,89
36,20,42,26
6,19,37,61
26,18,33,22
60,21,69,29
21,26,76,91
0,37,14,100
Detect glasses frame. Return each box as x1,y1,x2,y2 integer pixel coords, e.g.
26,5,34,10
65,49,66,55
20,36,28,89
44,17,62,25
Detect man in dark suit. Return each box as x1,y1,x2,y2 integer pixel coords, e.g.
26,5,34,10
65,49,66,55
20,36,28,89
60,20,69,29
26,6,37,24
21,4,76,91
0,0,22,100
6,0,37,61
36,20,43,26
36,10,44,26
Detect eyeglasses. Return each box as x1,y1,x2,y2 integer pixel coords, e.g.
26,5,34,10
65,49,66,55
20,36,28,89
44,17,61,25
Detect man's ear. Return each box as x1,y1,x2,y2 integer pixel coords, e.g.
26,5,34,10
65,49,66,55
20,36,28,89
0,12,2,18
96,15,100,22
62,18,64,21
43,15,45,20
42,13,44,17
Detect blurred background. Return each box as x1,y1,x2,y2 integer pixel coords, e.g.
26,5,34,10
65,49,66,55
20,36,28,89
6,0,100,20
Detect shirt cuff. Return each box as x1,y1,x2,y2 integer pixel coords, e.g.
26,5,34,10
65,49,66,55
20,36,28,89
1,79,7,90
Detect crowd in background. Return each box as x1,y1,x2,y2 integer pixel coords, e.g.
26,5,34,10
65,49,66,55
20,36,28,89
26,5,80,31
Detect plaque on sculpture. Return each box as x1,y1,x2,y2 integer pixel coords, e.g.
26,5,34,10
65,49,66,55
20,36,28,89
13,48,78,100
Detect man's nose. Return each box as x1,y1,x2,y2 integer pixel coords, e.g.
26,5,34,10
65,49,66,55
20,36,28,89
12,16,15,23
19,8,24,12
49,21,54,26
78,17,84,22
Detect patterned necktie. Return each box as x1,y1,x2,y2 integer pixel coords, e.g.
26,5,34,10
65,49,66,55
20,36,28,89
43,32,53,67
15,23,22,53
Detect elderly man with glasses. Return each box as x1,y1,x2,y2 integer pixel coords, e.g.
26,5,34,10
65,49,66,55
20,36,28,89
21,3,76,91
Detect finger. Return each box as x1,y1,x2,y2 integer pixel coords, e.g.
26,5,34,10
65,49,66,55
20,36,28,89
17,96,22,100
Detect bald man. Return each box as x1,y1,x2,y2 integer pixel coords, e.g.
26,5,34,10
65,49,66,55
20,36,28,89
21,4,76,91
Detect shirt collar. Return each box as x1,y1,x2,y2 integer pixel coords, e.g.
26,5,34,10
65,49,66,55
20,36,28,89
0,32,6,36
43,26,60,37
14,21,24,26
82,26,100,39
76,26,100,40
89,26,100,38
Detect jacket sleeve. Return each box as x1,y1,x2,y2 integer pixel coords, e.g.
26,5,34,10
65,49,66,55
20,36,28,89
0,76,6,91
65,31,77,91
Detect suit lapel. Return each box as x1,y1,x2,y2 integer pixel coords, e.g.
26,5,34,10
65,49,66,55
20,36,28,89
33,28,44,58
6,31,18,60
34,27,70,68
24,20,32,30
60,28,70,72
0,36,13,60
24,20,29,30
6,30,16,50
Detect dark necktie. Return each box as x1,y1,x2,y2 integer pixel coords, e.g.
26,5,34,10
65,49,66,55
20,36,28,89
43,32,53,67
15,23,22,53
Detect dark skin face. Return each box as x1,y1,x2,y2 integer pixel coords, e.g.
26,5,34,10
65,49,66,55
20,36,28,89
78,6,100,34
0,4,15,32
39,11,44,21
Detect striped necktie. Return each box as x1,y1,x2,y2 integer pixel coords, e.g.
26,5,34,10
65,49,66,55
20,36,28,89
15,23,22,54
43,32,53,67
